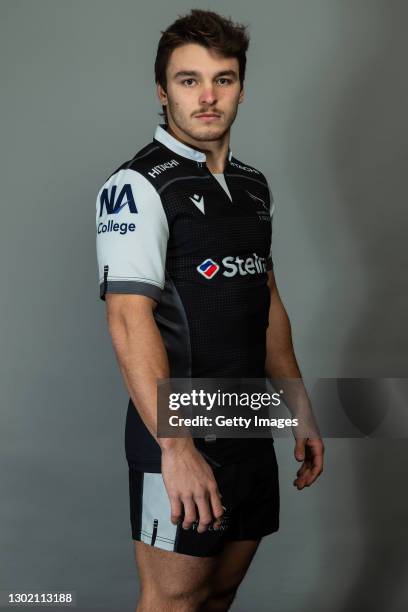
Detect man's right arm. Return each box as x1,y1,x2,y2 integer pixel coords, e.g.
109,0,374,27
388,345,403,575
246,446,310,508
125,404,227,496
105,292,224,533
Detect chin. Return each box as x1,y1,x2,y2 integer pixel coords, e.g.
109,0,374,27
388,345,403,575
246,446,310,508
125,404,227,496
191,124,226,141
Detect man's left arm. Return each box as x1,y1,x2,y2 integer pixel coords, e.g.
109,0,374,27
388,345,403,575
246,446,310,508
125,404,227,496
265,269,325,490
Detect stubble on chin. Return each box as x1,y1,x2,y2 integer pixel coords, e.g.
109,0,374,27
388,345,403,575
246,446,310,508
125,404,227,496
188,126,227,142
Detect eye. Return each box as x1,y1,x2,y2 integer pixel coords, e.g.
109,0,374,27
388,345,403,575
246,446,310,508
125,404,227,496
181,78,196,86
217,78,232,86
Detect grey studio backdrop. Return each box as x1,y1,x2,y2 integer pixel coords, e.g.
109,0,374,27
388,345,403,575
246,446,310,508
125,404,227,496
1,1,407,611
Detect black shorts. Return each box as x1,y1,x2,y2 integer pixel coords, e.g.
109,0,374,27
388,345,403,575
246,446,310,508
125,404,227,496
128,445,280,558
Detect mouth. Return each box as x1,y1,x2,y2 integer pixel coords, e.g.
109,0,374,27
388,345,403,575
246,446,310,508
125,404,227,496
195,113,221,121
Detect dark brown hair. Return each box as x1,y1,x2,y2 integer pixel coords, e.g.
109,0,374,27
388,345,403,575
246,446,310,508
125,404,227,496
154,9,250,124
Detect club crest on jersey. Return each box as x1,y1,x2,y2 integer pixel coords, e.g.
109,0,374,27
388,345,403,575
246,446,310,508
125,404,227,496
197,259,220,279
246,190,268,211
99,184,138,217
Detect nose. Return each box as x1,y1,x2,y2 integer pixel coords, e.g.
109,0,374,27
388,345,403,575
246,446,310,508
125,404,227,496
198,83,217,106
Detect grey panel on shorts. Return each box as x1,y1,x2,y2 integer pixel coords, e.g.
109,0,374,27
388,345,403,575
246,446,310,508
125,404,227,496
140,473,177,552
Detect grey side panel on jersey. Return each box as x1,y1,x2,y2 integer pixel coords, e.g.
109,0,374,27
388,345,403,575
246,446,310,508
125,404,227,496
139,473,177,551
96,168,169,301
266,181,275,271
154,274,192,377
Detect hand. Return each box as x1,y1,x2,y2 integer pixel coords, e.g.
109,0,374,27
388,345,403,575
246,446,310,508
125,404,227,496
161,440,224,533
293,437,324,490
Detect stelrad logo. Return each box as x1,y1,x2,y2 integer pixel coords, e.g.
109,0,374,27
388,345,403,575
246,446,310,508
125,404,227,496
197,253,267,279
197,259,220,279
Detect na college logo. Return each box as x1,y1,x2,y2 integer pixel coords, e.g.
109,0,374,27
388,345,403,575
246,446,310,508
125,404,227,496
98,183,138,235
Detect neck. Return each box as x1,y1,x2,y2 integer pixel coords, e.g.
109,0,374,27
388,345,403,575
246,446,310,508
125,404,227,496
165,121,230,174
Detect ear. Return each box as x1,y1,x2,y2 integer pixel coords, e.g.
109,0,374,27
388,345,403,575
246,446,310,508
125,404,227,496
238,85,245,104
156,82,168,106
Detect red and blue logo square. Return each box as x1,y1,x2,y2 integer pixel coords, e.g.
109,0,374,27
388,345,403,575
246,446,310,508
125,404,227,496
197,258,220,279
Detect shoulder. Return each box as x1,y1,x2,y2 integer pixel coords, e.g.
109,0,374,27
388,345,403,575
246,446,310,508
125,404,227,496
99,141,160,183
98,141,185,195
95,143,169,220
229,155,275,213
228,155,269,187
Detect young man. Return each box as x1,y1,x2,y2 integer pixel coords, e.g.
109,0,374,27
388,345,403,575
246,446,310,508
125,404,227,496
96,9,324,612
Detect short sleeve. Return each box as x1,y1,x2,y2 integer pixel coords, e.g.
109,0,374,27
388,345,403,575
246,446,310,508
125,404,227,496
96,168,169,302
266,182,275,271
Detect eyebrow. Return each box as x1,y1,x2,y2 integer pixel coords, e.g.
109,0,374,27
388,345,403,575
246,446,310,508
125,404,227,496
172,69,238,79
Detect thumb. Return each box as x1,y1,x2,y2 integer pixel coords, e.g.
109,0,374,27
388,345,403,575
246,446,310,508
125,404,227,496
294,438,306,461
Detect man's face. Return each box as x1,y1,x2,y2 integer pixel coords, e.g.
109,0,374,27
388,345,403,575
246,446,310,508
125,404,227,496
157,43,244,142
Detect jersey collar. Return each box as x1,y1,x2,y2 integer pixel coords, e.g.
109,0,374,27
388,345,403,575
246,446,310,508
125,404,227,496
154,124,233,163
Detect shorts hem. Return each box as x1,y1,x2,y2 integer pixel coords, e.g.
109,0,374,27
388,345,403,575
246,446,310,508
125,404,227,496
131,535,224,558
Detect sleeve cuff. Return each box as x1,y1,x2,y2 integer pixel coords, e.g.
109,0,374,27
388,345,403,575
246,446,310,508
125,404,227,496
99,280,162,302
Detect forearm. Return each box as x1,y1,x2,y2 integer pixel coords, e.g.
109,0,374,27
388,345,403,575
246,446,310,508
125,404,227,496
265,289,319,436
107,299,192,452
106,296,224,529
265,294,301,378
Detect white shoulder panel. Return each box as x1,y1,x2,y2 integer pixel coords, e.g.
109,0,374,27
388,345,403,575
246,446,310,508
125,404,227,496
95,168,169,301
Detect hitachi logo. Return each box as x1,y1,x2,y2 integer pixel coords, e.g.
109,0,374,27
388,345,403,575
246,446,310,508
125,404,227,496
148,159,180,178
229,161,260,174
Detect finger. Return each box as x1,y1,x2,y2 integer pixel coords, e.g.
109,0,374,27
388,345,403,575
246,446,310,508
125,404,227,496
181,497,196,530
294,478,307,488
170,495,182,525
195,495,213,534
295,462,322,487
210,489,226,531
294,464,309,488
294,438,306,461
209,487,224,522
213,505,226,530
301,450,324,484
296,463,308,479
294,478,308,489
305,464,324,485
311,451,324,473
298,461,313,478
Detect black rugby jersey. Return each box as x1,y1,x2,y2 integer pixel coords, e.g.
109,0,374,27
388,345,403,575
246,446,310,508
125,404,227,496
96,124,276,471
